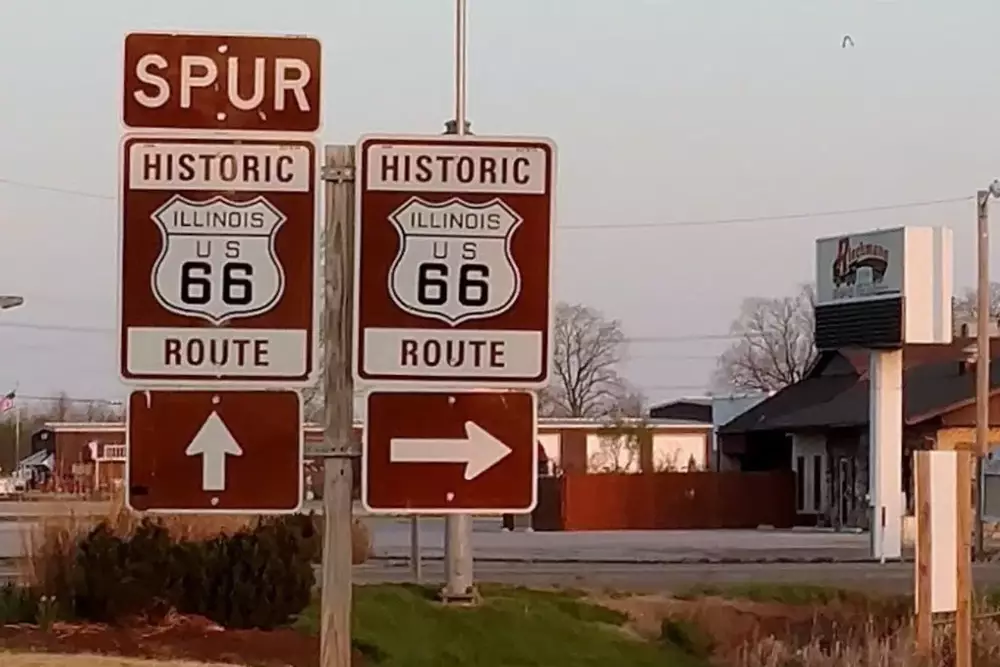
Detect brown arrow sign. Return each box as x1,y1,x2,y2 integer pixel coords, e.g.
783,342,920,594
362,390,537,513
126,389,303,514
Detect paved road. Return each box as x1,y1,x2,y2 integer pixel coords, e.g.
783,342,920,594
0,516,884,562
366,517,882,562
1,552,997,595
360,560,1000,595
2,510,998,594
10,500,988,596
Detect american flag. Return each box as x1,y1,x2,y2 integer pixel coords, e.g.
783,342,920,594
0,390,14,414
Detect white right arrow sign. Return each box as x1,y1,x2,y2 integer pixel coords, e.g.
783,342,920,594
389,421,512,480
185,411,244,492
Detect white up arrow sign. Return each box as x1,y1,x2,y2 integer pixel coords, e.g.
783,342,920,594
185,411,244,492
389,421,513,480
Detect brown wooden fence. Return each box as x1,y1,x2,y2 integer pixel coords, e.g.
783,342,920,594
531,471,796,531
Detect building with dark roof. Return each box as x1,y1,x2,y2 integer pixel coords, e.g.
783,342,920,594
717,337,1000,528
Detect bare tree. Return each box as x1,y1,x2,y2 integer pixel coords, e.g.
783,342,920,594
589,418,647,473
606,389,647,419
301,382,325,423
540,303,628,418
0,393,123,472
653,453,677,472
953,282,1000,329
38,393,122,422
82,400,123,422
715,283,817,393
48,393,74,422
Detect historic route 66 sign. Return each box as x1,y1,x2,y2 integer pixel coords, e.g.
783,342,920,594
151,195,286,324
388,197,522,325
355,134,556,388
119,135,317,386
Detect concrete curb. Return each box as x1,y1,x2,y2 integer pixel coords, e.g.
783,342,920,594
366,555,916,566
0,554,916,568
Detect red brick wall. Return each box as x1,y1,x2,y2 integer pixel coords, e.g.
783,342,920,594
96,461,126,492
559,430,588,473
940,394,1000,427
559,471,796,530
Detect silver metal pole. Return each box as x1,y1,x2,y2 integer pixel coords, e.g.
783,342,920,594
441,0,475,601
454,0,467,138
410,516,423,583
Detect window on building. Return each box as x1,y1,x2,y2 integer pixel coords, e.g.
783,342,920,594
813,454,823,512
795,455,805,512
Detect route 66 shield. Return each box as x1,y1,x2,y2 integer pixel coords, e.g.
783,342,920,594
150,194,286,324
387,197,523,326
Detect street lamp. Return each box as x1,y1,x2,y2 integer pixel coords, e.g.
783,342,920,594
442,119,472,135
0,296,24,311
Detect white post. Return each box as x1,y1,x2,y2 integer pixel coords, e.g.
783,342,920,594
13,406,20,466
869,349,904,561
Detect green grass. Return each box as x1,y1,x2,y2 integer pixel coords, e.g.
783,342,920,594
673,582,913,620
295,584,709,667
673,582,869,606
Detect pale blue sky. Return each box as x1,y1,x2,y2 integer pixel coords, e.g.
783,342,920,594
0,0,997,409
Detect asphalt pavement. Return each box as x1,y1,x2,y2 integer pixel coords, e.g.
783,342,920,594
366,516,879,562
0,515,881,563
0,506,969,596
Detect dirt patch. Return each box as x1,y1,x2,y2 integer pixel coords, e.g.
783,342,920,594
0,613,352,667
2,655,233,666
595,593,904,657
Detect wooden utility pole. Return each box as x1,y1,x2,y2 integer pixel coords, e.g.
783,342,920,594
320,145,357,667
956,449,973,667
914,451,932,657
975,189,991,560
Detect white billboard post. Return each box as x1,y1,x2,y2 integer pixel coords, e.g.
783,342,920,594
815,227,953,561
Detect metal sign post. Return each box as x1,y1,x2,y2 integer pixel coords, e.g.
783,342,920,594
319,145,357,667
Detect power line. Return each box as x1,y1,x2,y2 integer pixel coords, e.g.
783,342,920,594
0,334,722,361
0,321,112,335
7,388,722,406
627,333,737,343
563,195,973,230
0,178,114,201
0,176,972,230
642,385,712,392
6,394,123,406
626,353,721,361
0,319,744,345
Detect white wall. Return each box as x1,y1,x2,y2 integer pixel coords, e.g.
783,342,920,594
538,432,561,472
792,433,828,514
584,431,708,472
652,433,707,471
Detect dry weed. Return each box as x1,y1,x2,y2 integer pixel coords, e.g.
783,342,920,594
0,654,236,667
18,490,372,596
350,519,373,565
737,616,1000,667
18,493,253,593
